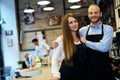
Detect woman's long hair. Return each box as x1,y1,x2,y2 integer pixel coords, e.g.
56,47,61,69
62,13,80,66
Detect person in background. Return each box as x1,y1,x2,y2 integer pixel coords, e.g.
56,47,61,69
24,53,34,68
51,13,86,80
31,38,50,58
79,4,115,80
35,31,46,43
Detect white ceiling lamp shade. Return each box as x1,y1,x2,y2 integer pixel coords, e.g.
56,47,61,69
24,3,35,13
70,5,81,9
43,3,54,11
68,0,81,3
70,3,81,9
37,0,50,5
43,7,54,11
24,9,35,13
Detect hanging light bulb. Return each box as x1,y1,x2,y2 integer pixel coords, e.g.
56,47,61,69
37,0,50,5
68,0,81,3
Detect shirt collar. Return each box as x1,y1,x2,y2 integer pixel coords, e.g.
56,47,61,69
90,22,102,28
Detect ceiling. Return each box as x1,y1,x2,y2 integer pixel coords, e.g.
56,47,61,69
64,0,95,9
63,0,96,16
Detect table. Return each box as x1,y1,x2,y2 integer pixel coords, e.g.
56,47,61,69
12,65,53,80
19,67,42,80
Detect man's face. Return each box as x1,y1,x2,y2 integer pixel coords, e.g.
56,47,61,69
88,5,102,24
33,41,38,45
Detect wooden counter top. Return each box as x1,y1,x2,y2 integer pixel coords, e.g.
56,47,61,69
12,65,53,80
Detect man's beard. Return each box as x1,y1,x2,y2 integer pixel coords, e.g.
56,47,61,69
90,17,100,24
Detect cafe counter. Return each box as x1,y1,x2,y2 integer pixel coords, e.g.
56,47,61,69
12,65,53,80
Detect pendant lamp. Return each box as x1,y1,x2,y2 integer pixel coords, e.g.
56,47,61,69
24,2,35,13
43,3,54,11
37,0,50,5
68,0,81,3
70,3,81,9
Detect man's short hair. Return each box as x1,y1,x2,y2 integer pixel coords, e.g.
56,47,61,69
31,38,38,43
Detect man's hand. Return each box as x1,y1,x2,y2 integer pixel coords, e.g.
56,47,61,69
80,36,86,43
44,54,48,57
52,40,59,48
44,49,50,57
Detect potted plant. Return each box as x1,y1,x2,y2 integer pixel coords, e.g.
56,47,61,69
17,60,23,69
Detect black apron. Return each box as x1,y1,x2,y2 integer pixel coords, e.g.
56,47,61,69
59,43,86,80
86,24,115,80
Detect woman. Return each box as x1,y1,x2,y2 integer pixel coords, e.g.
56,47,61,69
51,13,86,80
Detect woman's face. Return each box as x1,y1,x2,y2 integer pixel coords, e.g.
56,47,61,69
68,17,79,32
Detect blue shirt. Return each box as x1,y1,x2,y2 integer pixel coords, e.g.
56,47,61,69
26,59,30,65
79,22,113,53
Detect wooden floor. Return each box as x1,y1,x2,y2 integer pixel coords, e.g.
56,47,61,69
12,65,53,80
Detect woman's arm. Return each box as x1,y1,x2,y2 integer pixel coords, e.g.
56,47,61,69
51,36,63,79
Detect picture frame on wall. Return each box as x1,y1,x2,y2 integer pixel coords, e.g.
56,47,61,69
5,30,13,36
7,38,13,47
24,12,35,25
47,15,61,26
20,30,45,51
20,28,62,51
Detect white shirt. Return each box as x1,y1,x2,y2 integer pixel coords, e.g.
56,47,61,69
51,36,64,78
35,32,45,43
35,41,50,57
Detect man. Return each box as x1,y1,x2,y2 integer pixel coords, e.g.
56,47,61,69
79,4,115,80
32,38,50,58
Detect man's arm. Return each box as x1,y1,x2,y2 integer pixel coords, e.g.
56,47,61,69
43,42,50,57
44,49,50,57
81,25,114,52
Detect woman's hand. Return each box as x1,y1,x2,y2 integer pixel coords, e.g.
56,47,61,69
80,36,86,43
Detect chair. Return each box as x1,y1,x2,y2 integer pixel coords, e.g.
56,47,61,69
0,66,11,80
